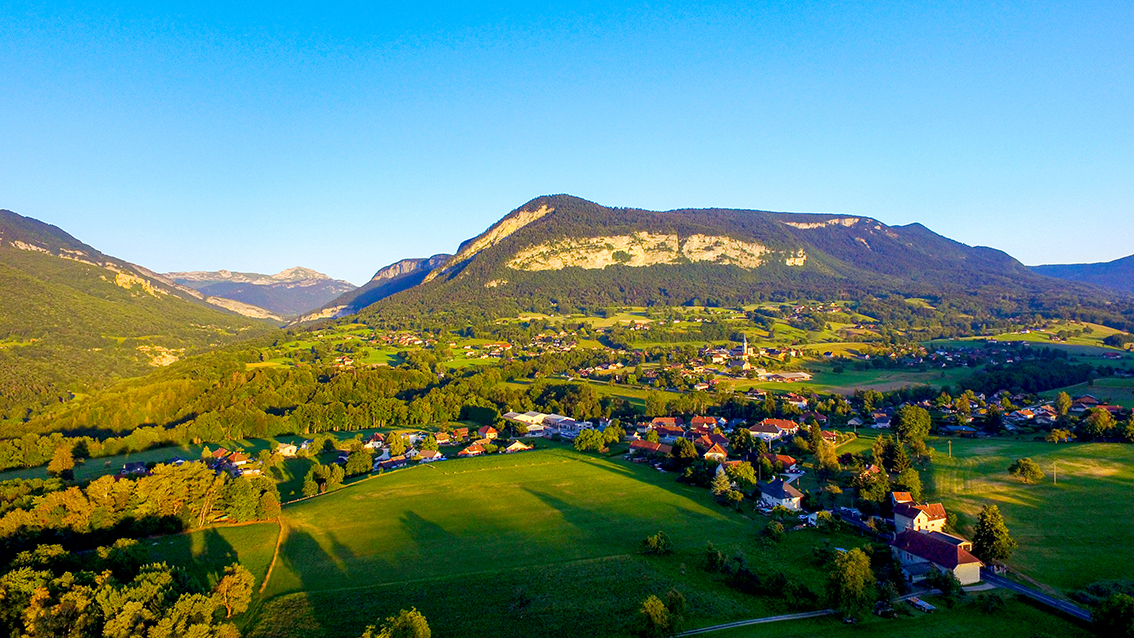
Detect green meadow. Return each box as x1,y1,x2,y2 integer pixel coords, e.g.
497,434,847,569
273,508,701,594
926,437,1134,590
1041,377,1134,409
174,444,878,638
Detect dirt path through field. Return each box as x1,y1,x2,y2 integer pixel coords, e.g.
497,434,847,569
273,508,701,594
260,518,287,594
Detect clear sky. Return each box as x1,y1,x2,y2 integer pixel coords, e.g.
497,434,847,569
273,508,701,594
2,1,1131,285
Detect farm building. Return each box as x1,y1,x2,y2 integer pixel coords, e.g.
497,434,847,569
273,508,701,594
892,530,983,586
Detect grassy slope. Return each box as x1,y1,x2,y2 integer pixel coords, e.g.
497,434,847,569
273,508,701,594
147,522,280,590
1040,377,1134,408
236,444,874,638
926,437,1134,590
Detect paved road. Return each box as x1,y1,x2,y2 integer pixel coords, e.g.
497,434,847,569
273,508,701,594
673,590,944,636
982,569,1092,622
675,610,837,636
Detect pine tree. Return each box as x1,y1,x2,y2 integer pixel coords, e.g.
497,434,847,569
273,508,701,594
711,470,731,496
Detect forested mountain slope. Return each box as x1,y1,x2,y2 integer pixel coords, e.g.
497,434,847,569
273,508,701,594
300,253,451,322
1032,254,1134,294
356,195,1134,330
0,210,277,422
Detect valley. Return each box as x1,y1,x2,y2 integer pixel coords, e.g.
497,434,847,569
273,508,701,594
2,197,1134,638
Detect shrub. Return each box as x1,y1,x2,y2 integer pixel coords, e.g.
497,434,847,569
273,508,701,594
641,531,673,555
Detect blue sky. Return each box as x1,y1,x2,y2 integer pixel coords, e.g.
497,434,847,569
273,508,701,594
2,1,1131,284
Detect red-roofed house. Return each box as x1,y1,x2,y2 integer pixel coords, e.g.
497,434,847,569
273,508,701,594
760,453,798,470
478,426,498,440
458,444,485,457
891,491,914,505
690,416,718,429
761,418,800,437
893,502,948,533
892,530,983,585
748,422,783,443
630,440,673,456
653,425,687,444
703,443,728,463
651,416,684,427
694,434,730,451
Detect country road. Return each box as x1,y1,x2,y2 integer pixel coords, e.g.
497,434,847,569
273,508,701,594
674,591,940,636
674,610,837,636
981,570,1092,622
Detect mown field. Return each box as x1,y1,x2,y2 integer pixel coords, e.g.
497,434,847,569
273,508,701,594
926,437,1134,590
710,598,1093,638
177,444,876,637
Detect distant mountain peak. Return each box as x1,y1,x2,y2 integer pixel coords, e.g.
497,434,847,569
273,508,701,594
166,266,356,317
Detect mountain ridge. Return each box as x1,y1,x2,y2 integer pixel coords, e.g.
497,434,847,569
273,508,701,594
168,267,356,317
1031,254,1134,294
301,254,451,322
345,194,1132,329
0,209,277,420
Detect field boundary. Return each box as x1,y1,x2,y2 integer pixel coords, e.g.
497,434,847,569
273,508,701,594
259,518,286,594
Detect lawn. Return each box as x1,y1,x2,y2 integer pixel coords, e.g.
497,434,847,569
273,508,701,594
233,444,875,637
926,437,1134,590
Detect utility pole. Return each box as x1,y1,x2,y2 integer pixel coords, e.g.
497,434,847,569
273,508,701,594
948,440,952,458
1053,460,1057,486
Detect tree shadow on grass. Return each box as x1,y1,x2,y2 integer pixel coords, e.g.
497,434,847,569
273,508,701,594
146,525,239,591
401,510,458,547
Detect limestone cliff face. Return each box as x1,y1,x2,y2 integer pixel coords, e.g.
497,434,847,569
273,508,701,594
506,232,805,271
424,204,554,283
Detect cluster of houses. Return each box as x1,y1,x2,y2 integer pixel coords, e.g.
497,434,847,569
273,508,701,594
694,338,810,379
207,447,260,477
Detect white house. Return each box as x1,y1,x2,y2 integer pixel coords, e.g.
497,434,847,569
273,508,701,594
893,502,947,533
277,443,298,457
757,478,804,511
417,450,444,463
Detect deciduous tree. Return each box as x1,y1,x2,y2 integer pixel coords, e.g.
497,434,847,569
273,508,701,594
826,548,875,617
972,504,1017,563
1008,458,1045,484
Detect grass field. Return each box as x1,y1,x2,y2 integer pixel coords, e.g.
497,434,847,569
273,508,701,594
722,367,970,396
501,378,685,411
1041,377,1134,408
197,444,878,637
709,597,1092,638
146,522,281,589
926,437,1134,590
